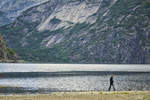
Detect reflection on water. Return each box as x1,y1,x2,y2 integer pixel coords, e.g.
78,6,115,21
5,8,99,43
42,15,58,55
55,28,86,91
0,64,149,94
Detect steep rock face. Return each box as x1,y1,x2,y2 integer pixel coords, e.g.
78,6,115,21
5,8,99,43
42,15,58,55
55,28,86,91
0,0,150,63
37,0,100,31
0,0,49,26
0,11,10,26
0,34,18,62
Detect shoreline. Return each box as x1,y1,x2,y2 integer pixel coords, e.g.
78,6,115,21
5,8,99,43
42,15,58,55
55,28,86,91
0,91,150,100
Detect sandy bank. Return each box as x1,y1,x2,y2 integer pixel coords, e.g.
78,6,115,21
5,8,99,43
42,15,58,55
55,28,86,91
0,91,150,100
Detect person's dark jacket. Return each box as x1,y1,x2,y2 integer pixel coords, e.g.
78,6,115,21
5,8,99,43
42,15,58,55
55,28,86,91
110,76,113,84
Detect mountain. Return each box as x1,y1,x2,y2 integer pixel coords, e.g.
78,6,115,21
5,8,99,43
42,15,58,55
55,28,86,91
0,34,18,62
0,0,150,63
0,0,49,26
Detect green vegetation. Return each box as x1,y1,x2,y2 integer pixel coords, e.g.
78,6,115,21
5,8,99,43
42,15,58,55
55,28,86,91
16,44,69,63
7,48,16,55
0,34,18,61
70,23,89,34
50,17,61,24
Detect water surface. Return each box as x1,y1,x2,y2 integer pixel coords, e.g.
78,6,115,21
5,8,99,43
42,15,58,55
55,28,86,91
0,64,149,94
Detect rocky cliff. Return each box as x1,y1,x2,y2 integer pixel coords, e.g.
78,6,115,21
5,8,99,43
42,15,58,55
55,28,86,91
0,34,18,62
0,0,49,26
0,0,150,63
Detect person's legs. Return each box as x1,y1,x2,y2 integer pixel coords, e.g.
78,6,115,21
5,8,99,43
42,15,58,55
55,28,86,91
112,84,116,91
108,84,112,91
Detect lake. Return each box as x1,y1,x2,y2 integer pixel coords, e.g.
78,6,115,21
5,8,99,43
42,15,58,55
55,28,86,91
0,64,149,94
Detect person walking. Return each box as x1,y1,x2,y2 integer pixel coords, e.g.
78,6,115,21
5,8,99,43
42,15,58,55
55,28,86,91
108,75,116,91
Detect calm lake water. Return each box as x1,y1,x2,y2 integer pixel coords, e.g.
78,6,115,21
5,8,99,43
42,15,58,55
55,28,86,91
0,64,150,94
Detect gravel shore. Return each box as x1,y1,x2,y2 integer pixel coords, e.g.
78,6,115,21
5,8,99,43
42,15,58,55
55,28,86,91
0,91,149,100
